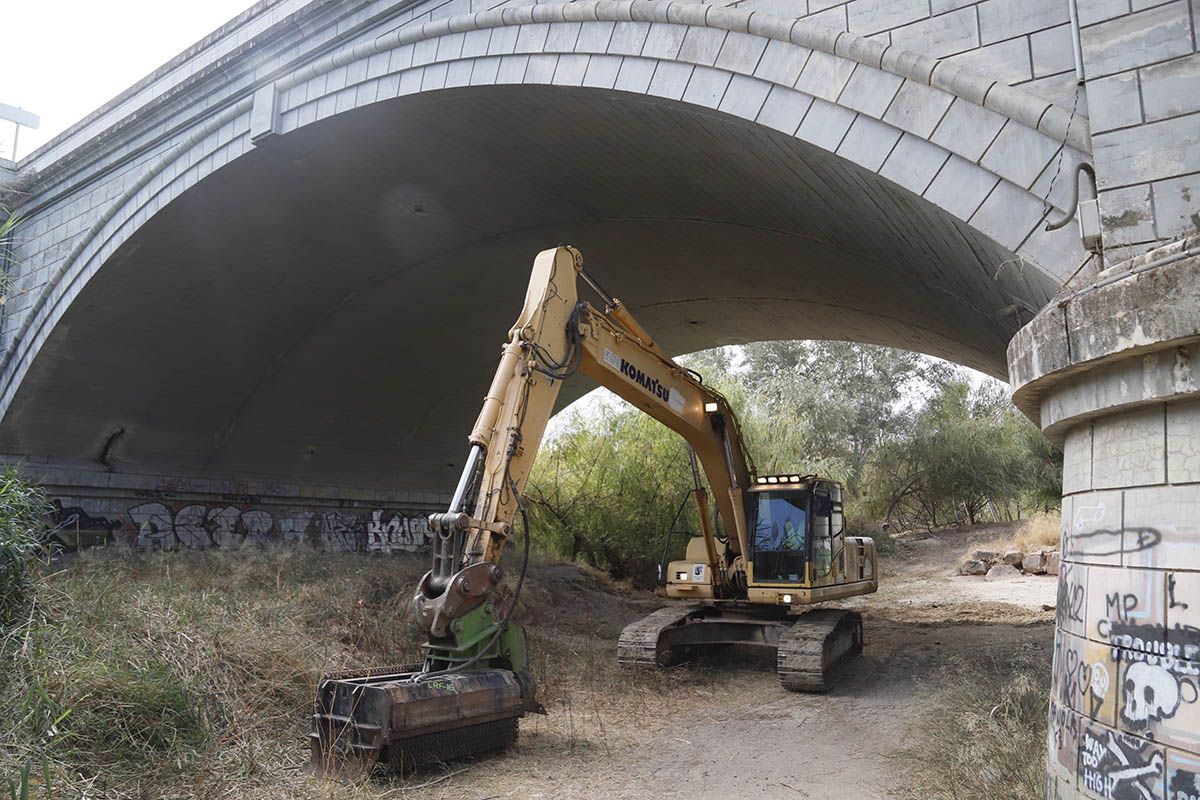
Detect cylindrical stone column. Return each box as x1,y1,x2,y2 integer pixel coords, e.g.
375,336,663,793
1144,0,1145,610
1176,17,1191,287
1008,235,1200,800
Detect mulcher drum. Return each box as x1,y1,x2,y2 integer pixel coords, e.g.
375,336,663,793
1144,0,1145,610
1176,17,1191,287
309,663,533,774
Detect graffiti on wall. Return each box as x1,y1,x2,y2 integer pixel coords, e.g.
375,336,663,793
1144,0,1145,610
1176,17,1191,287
1170,766,1200,800
1079,726,1165,800
126,501,434,552
129,502,276,549
44,500,125,550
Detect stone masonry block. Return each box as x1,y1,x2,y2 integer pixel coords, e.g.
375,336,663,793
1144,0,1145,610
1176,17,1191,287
545,21,582,52
969,177,1044,249
552,53,589,86
641,22,687,60
1067,489,1124,567
514,23,551,54
878,132,949,195
756,85,814,134
1063,424,1094,495
1078,0,1133,26
607,20,650,55
1081,1,1195,79
614,57,656,92
1147,171,1200,241
1031,24,1075,78
1094,113,1200,189
1085,563,1166,647
715,31,768,75
923,154,1000,220
1124,484,1200,571
1086,70,1143,134
981,120,1062,188
836,114,902,171
978,0,1070,45
754,40,813,87
1167,399,1200,483
1092,405,1167,490
682,65,730,107
470,55,502,85
794,50,856,101
575,20,615,53
1058,555,1089,638
930,97,1008,162
890,6,979,58
677,26,726,66
1054,628,1120,727
846,0,928,36
796,97,857,148
1166,572,1200,653
581,54,621,88
1018,205,1091,280
947,36,1033,84
720,74,772,119
1099,184,1158,246
1140,52,1200,123
647,61,693,100
805,5,848,32
837,64,903,117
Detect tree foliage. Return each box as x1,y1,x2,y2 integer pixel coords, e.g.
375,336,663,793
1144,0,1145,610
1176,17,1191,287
526,341,1062,581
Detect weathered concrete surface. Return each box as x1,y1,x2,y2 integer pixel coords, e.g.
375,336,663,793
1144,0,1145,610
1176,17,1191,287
1009,233,1200,438
1008,239,1200,800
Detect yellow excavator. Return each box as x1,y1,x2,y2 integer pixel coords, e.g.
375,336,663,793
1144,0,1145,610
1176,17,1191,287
310,246,879,773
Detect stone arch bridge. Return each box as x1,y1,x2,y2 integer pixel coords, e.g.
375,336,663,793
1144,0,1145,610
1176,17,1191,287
2,1,1199,797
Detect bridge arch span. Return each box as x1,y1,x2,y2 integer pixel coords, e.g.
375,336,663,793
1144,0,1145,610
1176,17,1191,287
1,1,1091,486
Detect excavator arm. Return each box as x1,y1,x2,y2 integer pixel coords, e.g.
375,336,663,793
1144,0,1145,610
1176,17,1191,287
414,246,755,641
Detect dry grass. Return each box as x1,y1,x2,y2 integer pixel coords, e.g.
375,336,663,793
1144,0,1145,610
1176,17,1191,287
1012,512,1062,552
898,642,1050,800
964,512,1061,562
0,546,687,800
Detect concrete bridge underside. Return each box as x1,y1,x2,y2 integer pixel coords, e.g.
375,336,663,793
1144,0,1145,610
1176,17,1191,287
0,84,1056,489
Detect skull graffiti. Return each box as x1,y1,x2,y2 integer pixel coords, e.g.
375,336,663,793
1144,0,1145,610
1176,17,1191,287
1121,662,1181,731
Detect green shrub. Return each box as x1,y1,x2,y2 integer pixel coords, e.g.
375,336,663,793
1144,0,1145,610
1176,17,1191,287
0,468,51,630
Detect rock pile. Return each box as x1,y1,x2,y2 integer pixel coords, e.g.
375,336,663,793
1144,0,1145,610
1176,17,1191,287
959,546,1060,579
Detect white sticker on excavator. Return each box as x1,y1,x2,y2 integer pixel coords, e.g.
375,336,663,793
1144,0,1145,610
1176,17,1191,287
692,564,705,580
603,347,621,371
668,387,685,413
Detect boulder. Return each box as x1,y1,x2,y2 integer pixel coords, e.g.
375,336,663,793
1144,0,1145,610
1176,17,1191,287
1002,550,1024,568
960,559,988,576
1023,551,1047,574
985,564,1022,581
971,549,998,563
1045,552,1060,575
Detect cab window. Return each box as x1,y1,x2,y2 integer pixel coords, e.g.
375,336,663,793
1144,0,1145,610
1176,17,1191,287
812,493,834,578
751,491,808,583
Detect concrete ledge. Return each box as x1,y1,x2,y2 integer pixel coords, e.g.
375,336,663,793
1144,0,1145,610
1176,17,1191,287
1009,234,1200,433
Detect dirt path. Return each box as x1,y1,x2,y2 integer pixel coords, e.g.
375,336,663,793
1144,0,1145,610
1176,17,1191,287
338,526,1058,800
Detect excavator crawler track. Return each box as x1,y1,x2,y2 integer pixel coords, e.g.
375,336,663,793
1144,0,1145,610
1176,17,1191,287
776,609,863,692
616,606,702,667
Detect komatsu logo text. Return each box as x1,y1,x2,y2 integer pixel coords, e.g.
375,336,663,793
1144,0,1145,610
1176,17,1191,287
604,348,686,412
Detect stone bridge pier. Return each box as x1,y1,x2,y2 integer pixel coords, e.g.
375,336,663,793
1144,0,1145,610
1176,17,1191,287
1002,0,1200,792
1011,238,1200,799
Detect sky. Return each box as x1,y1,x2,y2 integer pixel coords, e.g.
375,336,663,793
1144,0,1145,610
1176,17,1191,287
0,0,255,160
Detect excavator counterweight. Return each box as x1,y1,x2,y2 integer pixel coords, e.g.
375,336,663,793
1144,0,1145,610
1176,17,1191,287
310,246,878,773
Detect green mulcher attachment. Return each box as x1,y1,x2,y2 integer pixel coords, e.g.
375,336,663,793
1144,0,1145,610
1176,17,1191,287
309,602,542,775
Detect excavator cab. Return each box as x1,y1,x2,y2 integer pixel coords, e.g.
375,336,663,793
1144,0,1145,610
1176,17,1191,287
665,475,875,604
743,475,877,605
